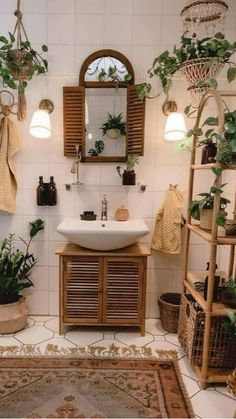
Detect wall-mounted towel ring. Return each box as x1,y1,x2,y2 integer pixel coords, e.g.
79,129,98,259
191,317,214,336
0,90,17,117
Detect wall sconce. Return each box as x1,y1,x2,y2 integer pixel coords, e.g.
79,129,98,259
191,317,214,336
29,99,54,139
163,99,186,142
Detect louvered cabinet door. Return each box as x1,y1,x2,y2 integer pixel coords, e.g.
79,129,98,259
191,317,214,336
103,257,143,324
126,85,146,156
63,257,103,323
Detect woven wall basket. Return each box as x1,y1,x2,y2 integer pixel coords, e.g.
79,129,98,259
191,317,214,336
0,297,29,334
178,58,224,107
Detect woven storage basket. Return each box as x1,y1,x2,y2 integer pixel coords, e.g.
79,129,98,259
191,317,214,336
0,297,29,334
225,220,236,236
178,294,236,368
158,293,181,333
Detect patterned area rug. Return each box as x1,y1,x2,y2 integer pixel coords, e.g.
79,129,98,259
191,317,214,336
0,356,194,418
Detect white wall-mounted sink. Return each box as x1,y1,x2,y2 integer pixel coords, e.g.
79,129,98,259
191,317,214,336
56,218,149,251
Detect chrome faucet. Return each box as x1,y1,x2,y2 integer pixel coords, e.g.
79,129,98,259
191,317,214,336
101,195,108,220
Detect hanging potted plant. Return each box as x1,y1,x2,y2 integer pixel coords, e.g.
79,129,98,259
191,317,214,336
101,112,126,139
0,219,44,333
116,155,139,185
0,2,48,120
137,32,236,106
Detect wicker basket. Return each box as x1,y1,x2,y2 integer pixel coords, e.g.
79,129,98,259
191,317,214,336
0,297,29,334
178,294,236,368
158,293,181,333
225,220,236,236
7,50,34,81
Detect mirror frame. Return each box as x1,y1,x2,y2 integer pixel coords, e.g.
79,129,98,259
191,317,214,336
63,49,145,162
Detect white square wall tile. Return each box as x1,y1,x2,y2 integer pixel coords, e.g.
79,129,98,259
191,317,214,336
0,215,24,240
104,15,132,45
49,267,59,291
133,15,161,45
76,15,103,45
30,266,49,291
48,0,75,14
76,0,104,14
24,291,49,315
23,15,47,44
134,0,162,15
160,15,183,45
49,291,59,315
48,45,76,75
48,15,75,44
23,0,48,13
104,0,133,14
150,269,177,293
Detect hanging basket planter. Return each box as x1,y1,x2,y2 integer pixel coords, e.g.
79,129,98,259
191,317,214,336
106,128,121,139
178,58,224,106
7,50,34,81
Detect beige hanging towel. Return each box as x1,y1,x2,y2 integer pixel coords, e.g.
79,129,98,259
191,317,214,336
152,185,184,254
0,117,21,214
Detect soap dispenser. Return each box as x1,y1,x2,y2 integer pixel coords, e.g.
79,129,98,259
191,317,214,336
48,176,57,206
37,176,46,206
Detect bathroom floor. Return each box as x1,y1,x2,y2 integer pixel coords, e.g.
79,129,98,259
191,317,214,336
0,317,235,418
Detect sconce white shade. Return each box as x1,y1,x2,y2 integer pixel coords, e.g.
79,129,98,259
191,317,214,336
164,112,186,142
29,110,52,139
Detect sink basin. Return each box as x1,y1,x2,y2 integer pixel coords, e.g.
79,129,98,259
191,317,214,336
56,218,149,251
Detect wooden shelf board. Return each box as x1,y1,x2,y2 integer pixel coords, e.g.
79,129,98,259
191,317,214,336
56,242,151,257
187,224,236,245
191,163,236,171
194,366,234,384
185,274,236,316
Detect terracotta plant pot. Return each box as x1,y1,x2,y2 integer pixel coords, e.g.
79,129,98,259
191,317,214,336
0,297,29,334
201,143,217,164
122,170,136,185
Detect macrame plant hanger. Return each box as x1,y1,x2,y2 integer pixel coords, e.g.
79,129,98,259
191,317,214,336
12,0,29,121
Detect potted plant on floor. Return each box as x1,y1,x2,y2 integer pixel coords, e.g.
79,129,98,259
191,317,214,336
0,219,44,333
116,155,139,185
137,32,236,106
223,310,236,400
101,113,126,139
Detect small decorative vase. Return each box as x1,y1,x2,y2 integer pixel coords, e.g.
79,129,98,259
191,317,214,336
122,170,136,185
115,205,129,221
201,143,217,164
200,208,213,230
0,297,29,334
106,128,120,139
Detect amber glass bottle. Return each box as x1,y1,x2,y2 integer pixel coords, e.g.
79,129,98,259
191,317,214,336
37,176,46,206
48,176,57,206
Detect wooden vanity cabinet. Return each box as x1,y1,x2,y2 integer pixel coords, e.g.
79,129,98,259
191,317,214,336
56,243,150,336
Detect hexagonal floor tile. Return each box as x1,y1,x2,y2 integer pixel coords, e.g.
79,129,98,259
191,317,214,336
0,336,20,347
165,333,181,347
29,316,57,322
178,356,199,381
145,340,185,359
45,317,60,333
181,374,200,398
115,331,154,346
65,329,103,346
191,387,236,418
145,319,167,335
15,325,54,344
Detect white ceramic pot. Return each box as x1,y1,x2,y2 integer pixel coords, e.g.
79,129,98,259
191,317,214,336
106,128,120,139
0,297,29,334
200,208,213,230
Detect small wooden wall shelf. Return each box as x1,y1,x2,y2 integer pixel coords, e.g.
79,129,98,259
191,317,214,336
56,243,150,335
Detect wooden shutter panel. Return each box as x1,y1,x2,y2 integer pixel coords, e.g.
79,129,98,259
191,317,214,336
126,85,146,156
63,257,102,323
104,258,142,324
63,86,85,157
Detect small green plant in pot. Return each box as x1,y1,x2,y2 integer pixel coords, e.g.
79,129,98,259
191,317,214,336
0,219,44,333
117,155,139,185
221,277,236,308
101,113,126,139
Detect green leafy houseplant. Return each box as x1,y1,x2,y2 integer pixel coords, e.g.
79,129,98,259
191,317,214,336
0,32,48,93
98,65,132,86
88,139,104,156
0,219,44,305
223,309,236,340
137,32,236,99
220,277,236,308
117,155,139,186
101,113,126,138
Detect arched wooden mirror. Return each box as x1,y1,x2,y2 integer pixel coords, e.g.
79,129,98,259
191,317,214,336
63,49,146,162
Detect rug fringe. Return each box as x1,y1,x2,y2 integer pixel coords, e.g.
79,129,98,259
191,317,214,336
0,344,178,360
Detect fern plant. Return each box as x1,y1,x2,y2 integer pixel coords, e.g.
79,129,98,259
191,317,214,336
0,219,44,304
101,113,126,136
